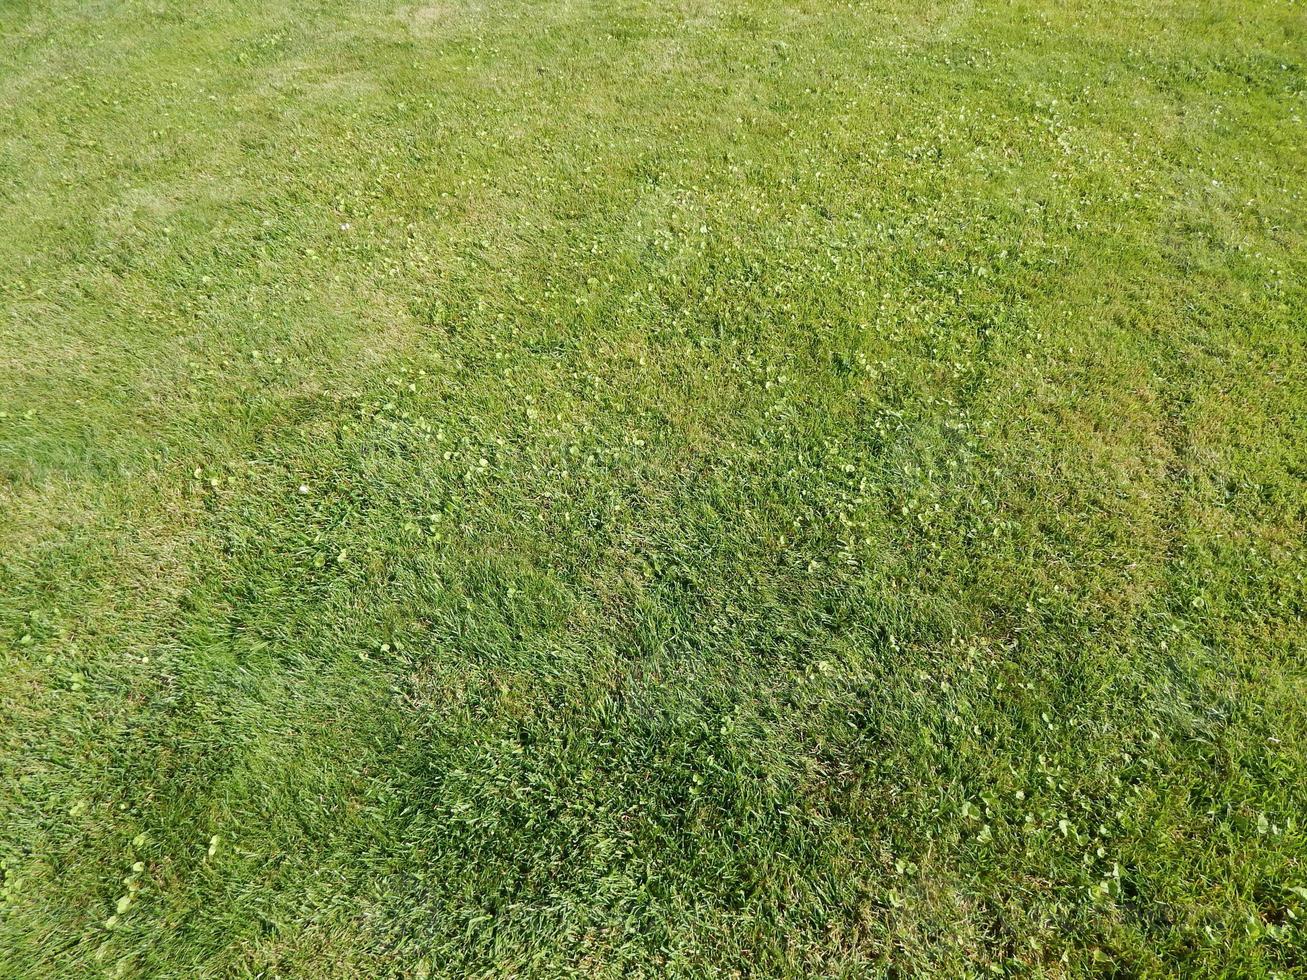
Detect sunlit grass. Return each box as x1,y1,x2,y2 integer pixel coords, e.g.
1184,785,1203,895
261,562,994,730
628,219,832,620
2,0,1305,975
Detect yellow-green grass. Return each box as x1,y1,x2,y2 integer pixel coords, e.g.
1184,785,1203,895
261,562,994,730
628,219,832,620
1,0,1304,975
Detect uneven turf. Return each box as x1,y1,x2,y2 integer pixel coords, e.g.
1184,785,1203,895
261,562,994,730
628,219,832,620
2,0,1305,975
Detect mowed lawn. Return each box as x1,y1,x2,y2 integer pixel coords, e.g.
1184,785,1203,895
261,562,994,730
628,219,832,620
2,0,1305,975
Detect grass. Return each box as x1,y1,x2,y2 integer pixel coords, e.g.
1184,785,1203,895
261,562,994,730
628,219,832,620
1,0,1305,974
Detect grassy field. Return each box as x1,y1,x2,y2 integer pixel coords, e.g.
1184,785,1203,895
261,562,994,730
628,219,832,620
2,0,1305,975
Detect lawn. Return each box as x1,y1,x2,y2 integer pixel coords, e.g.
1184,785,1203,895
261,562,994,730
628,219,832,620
1,0,1305,975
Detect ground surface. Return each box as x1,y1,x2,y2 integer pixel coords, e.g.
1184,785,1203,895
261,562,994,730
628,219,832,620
1,0,1305,975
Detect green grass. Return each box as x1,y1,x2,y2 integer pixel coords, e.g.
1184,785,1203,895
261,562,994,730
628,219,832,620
1,0,1305,974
